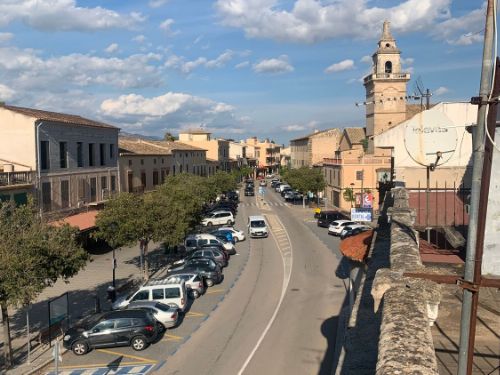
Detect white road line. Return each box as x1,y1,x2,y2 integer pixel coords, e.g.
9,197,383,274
237,214,293,375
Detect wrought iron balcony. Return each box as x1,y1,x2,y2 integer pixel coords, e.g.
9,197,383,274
0,171,36,187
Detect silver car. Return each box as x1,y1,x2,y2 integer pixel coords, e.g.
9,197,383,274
164,272,206,298
125,301,179,329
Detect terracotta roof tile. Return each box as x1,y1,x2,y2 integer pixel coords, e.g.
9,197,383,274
290,127,341,142
1,104,118,129
344,127,366,144
119,138,172,155
339,229,374,262
52,211,98,231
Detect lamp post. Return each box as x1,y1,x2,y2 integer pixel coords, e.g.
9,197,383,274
350,183,355,208
109,223,118,288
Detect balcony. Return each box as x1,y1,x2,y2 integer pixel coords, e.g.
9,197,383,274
0,171,36,187
364,72,410,84
323,157,391,166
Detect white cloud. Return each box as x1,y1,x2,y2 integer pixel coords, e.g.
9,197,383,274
432,4,485,45
105,43,119,53
282,120,317,132
0,32,13,43
401,57,414,65
235,61,249,69
215,0,452,43
253,55,294,74
0,0,145,31
100,92,243,135
0,83,16,101
132,35,147,43
149,0,169,8
434,86,450,96
165,50,235,74
325,59,354,73
360,55,372,64
160,18,178,36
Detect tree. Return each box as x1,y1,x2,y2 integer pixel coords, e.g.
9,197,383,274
343,187,355,207
207,171,237,195
0,200,87,367
163,132,177,142
285,167,326,196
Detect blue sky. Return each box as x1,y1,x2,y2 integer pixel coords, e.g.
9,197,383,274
0,0,486,144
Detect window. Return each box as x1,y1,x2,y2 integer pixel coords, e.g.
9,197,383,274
109,144,115,160
78,178,86,200
40,141,50,170
161,170,165,184
141,172,146,188
172,165,176,175
153,171,159,186
88,143,95,166
90,177,97,202
153,158,157,165
180,165,183,173
59,142,68,168
152,289,164,300
61,180,69,209
42,182,51,212
164,288,180,298
111,175,116,192
385,61,392,74
127,172,133,193
77,142,83,167
140,159,144,165
128,159,132,166
99,143,106,166
101,176,107,190
161,158,164,164
93,320,114,332
115,318,132,329
132,290,149,301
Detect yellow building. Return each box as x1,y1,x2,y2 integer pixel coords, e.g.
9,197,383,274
178,129,230,171
290,128,341,168
245,137,280,174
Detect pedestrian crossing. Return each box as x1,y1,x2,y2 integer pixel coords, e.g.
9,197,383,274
47,364,154,375
239,202,289,207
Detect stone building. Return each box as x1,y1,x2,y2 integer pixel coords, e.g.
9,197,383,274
245,137,281,174
290,128,341,168
0,104,119,216
178,129,231,171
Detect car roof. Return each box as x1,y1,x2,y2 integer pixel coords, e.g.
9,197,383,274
102,309,149,319
144,279,185,287
344,224,370,230
249,215,266,221
127,301,174,309
331,220,354,225
209,210,232,214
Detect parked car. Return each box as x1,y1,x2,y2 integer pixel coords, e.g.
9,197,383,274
244,186,255,196
210,229,234,243
112,280,188,312
280,187,293,197
162,272,206,298
169,258,223,287
201,210,235,226
185,233,235,254
125,301,179,329
328,220,357,236
317,210,344,228
270,180,281,188
340,224,371,239
278,184,291,193
175,248,228,268
205,201,238,215
63,309,160,355
217,227,246,242
284,190,303,201
248,215,268,238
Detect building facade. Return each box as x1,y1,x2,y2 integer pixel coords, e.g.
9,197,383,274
246,137,281,174
0,104,119,216
290,128,341,168
178,130,231,171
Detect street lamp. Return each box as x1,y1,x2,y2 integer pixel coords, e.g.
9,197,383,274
350,183,355,208
108,222,118,288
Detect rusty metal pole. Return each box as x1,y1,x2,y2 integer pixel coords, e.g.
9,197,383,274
457,1,495,373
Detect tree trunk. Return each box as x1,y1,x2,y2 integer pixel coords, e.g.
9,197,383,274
144,240,150,281
1,301,13,368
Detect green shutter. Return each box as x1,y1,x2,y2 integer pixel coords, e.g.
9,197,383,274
13,193,28,206
0,194,11,202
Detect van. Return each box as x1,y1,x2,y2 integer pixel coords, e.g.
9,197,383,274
112,280,188,312
247,215,268,238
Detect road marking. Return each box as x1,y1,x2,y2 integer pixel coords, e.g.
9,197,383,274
46,363,155,375
185,311,206,318
163,333,183,341
96,349,157,364
205,288,224,294
238,213,293,375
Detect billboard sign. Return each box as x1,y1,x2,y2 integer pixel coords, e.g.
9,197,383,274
351,208,372,222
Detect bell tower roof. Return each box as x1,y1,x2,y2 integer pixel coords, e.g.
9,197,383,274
381,20,393,41
376,20,400,53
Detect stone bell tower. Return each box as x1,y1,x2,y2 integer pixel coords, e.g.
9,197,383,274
364,21,410,153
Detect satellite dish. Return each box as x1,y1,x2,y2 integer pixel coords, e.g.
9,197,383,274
404,110,457,168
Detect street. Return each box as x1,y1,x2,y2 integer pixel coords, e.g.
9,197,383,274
43,187,347,375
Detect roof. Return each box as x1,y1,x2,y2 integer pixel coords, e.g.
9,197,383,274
119,138,172,156
179,128,211,135
290,128,341,142
51,211,98,232
343,127,366,145
1,104,118,130
339,229,374,262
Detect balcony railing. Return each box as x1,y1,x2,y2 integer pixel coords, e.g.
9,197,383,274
364,72,410,83
323,157,391,165
0,171,36,187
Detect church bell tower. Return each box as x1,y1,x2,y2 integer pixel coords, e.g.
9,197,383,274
363,21,410,152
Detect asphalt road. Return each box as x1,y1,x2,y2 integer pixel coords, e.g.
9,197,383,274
44,185,347,375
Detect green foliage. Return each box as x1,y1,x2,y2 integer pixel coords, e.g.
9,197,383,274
0,200,88,307
163,132,177,141
361,138,369,152
207,171,237,195
285,167,325,194
343,188,355,204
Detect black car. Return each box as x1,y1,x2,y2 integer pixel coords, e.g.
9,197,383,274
169,258,223,287
63,309,160,355
317,211,344,227
244,187,255,196
280,188,292,197
226,191,239,202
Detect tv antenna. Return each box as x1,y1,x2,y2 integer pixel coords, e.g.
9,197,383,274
413,76,433,110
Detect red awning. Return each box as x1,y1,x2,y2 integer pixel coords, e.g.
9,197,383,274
51,211,98,232
339,230,374,262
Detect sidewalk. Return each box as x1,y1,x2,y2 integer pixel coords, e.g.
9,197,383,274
1,241,167,375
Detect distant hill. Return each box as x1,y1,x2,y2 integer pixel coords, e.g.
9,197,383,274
119,131,162,141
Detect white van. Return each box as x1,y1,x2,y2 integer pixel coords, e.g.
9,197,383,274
185,233,235,253
248,215,268,238
278,184,291,193
112,280,188,312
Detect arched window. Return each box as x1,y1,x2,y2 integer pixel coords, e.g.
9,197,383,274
385,61,392,74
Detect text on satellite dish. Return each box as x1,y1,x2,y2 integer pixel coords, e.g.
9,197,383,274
411,126,448,134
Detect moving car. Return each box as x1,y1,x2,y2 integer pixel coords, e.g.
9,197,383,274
63,309,159,355
112,280,188,312
244,186,255,196
248,215,268,238
317,211,344,228
340,224,372,239
125,301,179,329
328,220,357,236
201,210,235,226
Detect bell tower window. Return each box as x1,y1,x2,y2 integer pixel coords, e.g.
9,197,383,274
385,61,392,74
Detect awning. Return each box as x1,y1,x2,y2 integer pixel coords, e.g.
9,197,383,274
339,229,374,262
51,211,98,232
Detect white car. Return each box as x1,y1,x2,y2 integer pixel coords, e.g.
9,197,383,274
340,224,371,239
218,227,246,242
201,210,235,226
328,220,357,236
125,301,179,329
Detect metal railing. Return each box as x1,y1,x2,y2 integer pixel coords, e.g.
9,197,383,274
0,171,35,186
364,72,410,83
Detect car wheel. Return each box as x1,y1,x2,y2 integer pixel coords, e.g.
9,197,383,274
227,219,232,225
191,289,200,298
131,336,148,351
72,340,88,356
206,278,215,287
206,222,213,227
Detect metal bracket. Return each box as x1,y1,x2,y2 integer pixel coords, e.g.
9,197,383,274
457,279,480,292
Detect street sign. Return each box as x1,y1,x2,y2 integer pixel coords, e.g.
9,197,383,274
351,208,372,222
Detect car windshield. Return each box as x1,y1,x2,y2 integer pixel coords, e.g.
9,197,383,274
125,287,140,300
250,220,266,228
81,314,104,330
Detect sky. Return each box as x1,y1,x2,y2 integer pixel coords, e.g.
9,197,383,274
0,0,487,144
